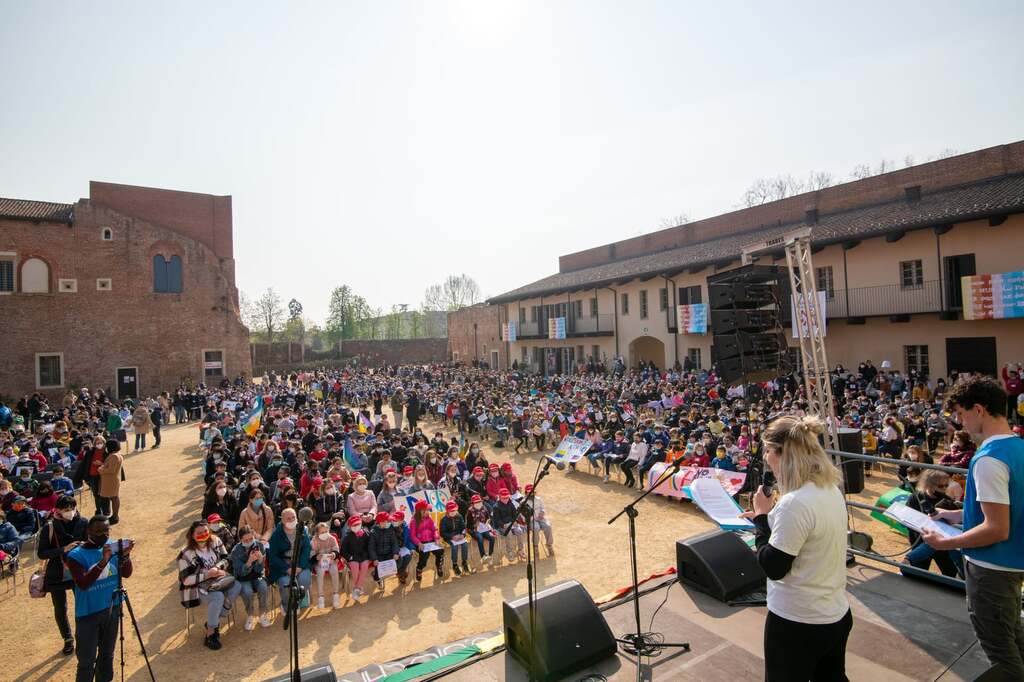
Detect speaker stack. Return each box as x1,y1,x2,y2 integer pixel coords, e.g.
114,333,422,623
708,265,793,385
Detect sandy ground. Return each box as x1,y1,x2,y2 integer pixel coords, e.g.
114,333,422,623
2,409,909,681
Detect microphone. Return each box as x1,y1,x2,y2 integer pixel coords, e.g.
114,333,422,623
297,507,315,527
543,455,566,471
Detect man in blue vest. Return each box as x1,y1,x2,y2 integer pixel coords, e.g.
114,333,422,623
66,515,134,682
922,376,1023,681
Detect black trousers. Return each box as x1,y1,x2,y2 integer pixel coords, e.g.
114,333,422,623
51,587,73,641
415,548,443,572
764,608,852,681
76,604,121,682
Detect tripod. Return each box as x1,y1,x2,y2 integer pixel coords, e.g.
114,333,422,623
114,540,155,682
607,459,690,682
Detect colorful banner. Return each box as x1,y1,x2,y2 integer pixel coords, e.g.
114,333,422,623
241,398,263,436
549,435,592,464
791,290,828,339
962,270,1024,320
393,488,452,526
548,316,566,340
676,303,708,334
870,486,911,536
503,321,517,342
645,463,746,499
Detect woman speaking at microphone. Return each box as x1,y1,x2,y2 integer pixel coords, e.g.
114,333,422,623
742,415,852,681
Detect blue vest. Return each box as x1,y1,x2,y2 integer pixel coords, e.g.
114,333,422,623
963,436,1024,570
68,542,123,618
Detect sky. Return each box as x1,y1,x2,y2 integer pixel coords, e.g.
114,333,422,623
2,1,1023,325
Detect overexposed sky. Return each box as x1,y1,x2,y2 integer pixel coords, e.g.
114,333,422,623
2,1,1022,324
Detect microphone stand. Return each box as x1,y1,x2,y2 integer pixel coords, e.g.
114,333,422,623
607,458,690,682
282,513,310,682
500,456,560,682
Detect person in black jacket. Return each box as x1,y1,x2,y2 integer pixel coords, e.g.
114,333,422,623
340,516,372,599
36,496,89,655
491,489,526,563
901,470,963,578
439,501,472,576
368,511,400,589
202,482,239,528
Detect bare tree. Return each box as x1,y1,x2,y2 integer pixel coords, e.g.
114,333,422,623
875,159,895,175
658,212,690,229
421,274,482,311
805,171,835,191
903,155,915,168
741,174,815,207
243,287,285,344
849,164,872,180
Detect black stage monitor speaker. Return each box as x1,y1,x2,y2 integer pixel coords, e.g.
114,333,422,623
710,308,779,334
709,282,778,310
677,530,766,603
265,664,337,682
502,579,617,682
837,427,865,494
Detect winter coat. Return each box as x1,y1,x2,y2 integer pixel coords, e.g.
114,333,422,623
132,406,152,435
369,525,400,561
98,452,123,498
36,514,89,589
409,515,439,545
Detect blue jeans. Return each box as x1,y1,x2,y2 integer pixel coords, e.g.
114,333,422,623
471,530,495,557
904,542,963,578
238,578,269,616
450,540,469,566
134,433,146,449
276,570,311,607
199,582,241,629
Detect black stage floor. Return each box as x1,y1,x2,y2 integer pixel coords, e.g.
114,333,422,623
439,563,990,681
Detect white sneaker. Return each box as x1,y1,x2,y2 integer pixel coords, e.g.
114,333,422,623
259,614,272,628
603,475,610,483
352,588,361,599
332,593,341,608
317,596,325,609
245,616,256,631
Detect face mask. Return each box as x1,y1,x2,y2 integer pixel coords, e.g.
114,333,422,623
60,510,77,521
194,532,211,543
242,539,254,548
473,503,483,510
356,485,366,493
325,487,337,495
351,525,362,534
89,531,110,546
284,521,297,530
317,532,330,541
216,487,227,496
210,523,223,532
379,522,390,529
252,498,264,508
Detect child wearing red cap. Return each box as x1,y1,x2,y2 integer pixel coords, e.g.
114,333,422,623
410,500,445,581
340,516,372,599
524,484,554,557
390,511,415,583
491,488,526,563
467,466,489,508
439,500,473,576
484,464,505,502
466,494,496,564
498,462,520,496
311,521,341,608
369,511,401,590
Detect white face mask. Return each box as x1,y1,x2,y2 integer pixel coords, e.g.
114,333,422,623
473,503,483,510
317,532,330,541
210,523,223,532
284,521,297,530
216,487,227,496
61,510,76,521
356,485,366,493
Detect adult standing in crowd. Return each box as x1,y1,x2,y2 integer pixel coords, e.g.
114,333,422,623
744,415,851,681
37,495,89,656
389,389,405,433
132,402,152,451
97,440,123,525
923,376,1024,680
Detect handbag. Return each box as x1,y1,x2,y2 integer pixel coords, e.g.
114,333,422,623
29,523,63,598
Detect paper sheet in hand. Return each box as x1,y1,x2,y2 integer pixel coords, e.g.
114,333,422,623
452,536,468,546
398,547,411,558
421,542,441,552
883,503,963,538
476,522,492,533
376,559,397,578
689,478,755,530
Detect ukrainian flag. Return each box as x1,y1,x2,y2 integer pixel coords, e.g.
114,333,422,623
241,398,264,437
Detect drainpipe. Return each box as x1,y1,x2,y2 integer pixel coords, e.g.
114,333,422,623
603,285,620,357
667,275,679,367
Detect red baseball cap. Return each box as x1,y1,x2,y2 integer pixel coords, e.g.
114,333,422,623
500,462,512,471
498,487,510,497
391,511,405,522
206,513,223,524
472,466,484,475
375,511,391,523
524,484,534,493
470,494,482,503
488,463,499,470
445,500,458,512
403,466,414,475
414,500,430,511
347,516,362,527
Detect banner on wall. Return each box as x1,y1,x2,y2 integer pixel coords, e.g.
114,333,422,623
503,321,517,342
790,290,828,339
676,303,708,334
645,462,747,499
548,316,566,339
962,271,1024,320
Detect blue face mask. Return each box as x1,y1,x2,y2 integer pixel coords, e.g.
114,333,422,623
252,498,264,509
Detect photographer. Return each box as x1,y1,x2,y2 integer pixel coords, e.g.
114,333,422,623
66,515,133,682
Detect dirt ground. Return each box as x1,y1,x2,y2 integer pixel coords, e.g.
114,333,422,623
2,409,910,681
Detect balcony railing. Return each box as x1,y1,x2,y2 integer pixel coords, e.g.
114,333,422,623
824,280,943,318
513,314,615,338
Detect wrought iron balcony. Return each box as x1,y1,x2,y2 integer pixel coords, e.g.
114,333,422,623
824,280,944,318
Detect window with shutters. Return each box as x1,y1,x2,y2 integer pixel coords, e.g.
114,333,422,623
900,260,924,289
36,353,64,388
678,285,702,305
0,258,14,293
590,297,598,317
639,290,648,319
153,254,183,293
816,266,835,300
621,293,629,315
904,345,929,376
659,287,668,311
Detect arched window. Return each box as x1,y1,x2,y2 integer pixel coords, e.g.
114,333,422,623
153,255,183,293
21,257,50,293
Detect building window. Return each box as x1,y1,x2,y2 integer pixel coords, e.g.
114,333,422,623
153,254,183,293
621,293,629,315
58,279,77,293
521,346,528,363
904,345,929,377
900,260,924,289
591,344,600,362
0,257,14,293
639,290,649,319
203,349,225,378
36,352,64,388
101,227,113,241
21,257,50,293
678,285,702,305
96,278,112,291
659,287,668,311
816,266,835,300
519,307,526,324
573,300,582,319
530,306,538,322
589,297,598,317
687,348,702,369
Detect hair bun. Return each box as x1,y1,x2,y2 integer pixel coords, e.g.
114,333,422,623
796,415,825,436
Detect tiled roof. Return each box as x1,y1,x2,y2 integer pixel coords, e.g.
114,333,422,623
0,197,74,223
489,173,1024,303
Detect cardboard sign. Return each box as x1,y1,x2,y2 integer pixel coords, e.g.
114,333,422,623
646,463,746,499
549,435,591,464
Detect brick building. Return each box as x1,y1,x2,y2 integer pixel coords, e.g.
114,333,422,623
447,303,507,368
490,141,1024,379
0,181,251,402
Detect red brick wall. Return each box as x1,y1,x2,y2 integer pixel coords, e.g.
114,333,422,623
89,181,235,262
0,193,251,402
559,140,1024,272
447,305,506,367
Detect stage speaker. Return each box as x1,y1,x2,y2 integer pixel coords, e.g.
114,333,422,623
264,664,336,682
711,331,787,360
502,579,617,682
676,530,766,603
708,282,778,310
710,308,779,334
837,427,865,494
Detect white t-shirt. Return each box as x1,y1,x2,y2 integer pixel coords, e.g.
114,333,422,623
965,434,1021,572
767,482,850,624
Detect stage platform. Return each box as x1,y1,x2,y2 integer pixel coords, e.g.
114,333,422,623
440,563,990,681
